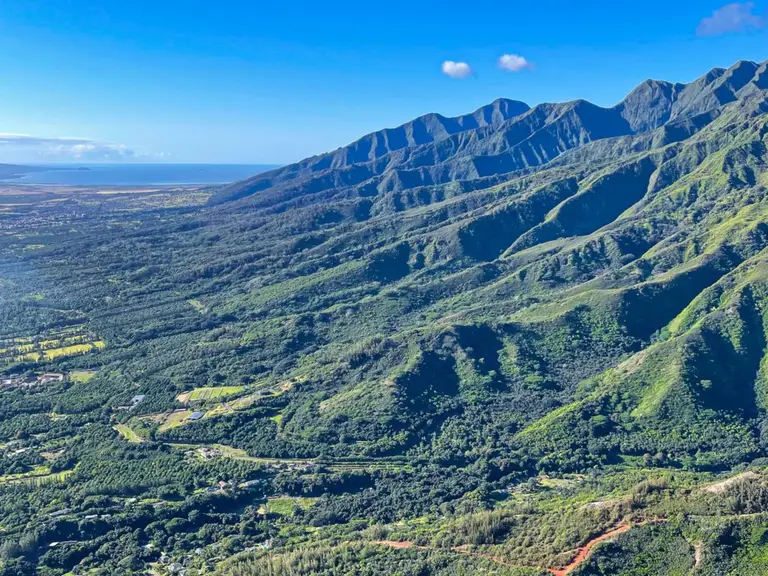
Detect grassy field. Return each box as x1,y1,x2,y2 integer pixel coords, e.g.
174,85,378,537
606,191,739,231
1,327,105,364
114,424,144,443
70,370,97,382
0,465,51,484
11,340,105,362
266,497,318,516
186,298,207,314
157,410,193,432
17,470,73,487
176,385,244,404
270,413,284,426
0,465,71,486
43,341,105,361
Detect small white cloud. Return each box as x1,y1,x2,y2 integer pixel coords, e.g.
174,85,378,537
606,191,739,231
54,143,137,161
441,60,473,79
498,54,533,72
0,133,156,162
697,2,767,36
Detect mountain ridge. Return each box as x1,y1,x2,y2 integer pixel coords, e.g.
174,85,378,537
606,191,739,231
211,59,768,208
5,57,768,575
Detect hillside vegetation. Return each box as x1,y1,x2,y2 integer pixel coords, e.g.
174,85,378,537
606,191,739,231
1,59,768,575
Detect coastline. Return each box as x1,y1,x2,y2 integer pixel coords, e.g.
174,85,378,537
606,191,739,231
0,163,279,187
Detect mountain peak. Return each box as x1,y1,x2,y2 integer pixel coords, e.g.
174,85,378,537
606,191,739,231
471,98,530,126
212,58,768,207
615,79,685,132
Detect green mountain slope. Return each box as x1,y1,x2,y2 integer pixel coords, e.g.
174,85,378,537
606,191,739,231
1,59,768,575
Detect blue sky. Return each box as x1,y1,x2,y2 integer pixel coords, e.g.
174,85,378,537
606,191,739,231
0,1,766,164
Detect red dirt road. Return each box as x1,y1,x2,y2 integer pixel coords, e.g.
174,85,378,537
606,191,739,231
374,520,661,576
548,524,630,576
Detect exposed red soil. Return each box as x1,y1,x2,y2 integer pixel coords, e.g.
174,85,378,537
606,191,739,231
549,518,667,575
374,518,667,575
372,541,517,567
373,540,423,549
548,524,630,576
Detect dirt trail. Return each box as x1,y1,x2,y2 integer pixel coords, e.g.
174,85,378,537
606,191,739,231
373,540,425,550
372,541,518,567
549,518,667,576
374,519,666,575
548,525,630,576
701,471,759,494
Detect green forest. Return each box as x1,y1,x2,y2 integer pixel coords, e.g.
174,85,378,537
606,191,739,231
1,59,768,575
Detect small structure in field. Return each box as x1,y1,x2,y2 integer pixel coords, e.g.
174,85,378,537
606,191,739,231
188,411,205,421
198,447,221,459
115,394,147,411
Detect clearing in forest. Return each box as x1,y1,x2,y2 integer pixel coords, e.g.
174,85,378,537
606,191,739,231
70,370,97,382
43,341,105,361
157,410,194,431
5,335,105,363
176,385,244,404
114,424,144,443
264,496,318,516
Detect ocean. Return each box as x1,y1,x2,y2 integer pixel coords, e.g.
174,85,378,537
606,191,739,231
2,163,279,186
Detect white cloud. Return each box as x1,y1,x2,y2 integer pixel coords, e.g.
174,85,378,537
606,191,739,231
0,133,155,162
53,143,136,161
441,60,473,79
0,134,92,147
498,54,533,72
697,2,767,36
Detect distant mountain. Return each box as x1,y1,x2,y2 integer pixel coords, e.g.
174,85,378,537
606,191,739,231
211,60,768,208
6,58,768,575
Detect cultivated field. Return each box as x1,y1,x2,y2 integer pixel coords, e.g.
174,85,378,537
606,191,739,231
176,386,244,404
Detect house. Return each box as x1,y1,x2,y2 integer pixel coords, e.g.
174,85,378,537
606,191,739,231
198,447,221,459
39,373,65,384
188,411,205,421
116,394,147,411
1,375,33,389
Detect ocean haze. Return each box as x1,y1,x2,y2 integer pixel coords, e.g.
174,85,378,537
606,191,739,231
2,163,279,186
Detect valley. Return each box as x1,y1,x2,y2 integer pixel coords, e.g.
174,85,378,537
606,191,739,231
1,59,768,574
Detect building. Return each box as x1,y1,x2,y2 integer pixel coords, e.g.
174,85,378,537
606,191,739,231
129,395,145,409
188,411,205,421
198,447,221,459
